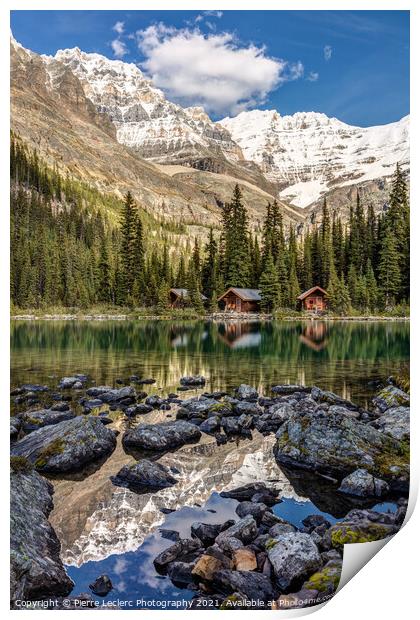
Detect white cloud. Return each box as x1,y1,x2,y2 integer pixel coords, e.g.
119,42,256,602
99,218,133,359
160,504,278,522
136,24,303,115
324,45,332,61
113,21,125,35
203,10,223,18
307,71,319,82
111,38,128,58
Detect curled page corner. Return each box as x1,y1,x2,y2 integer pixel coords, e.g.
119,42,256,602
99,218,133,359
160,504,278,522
338,535,393,591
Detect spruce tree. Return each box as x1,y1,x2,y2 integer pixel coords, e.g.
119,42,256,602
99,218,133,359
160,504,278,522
377,230,401,308
259,252,281,311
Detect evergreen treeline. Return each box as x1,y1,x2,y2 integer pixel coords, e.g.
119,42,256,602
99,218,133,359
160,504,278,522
10,134,409,313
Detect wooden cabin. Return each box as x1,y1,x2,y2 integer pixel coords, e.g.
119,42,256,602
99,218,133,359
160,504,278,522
297,286,328,313
169,288,206,308
217,288,261,313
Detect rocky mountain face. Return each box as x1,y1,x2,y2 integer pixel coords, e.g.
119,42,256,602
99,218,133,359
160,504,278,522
11,37,302,235
11,35,409,232
221,110,409,209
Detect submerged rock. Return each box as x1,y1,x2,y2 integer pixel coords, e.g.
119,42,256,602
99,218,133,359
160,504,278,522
272,384,310,395
10,469,73,603
220,482,278,503
180,375,206,386
338,469,389,498
110,459,178,491
267,532,322,591
89,575,113,597
11,416,117,473
122,420,201,452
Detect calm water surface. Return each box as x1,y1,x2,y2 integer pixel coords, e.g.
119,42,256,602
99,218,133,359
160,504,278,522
10,320,408,607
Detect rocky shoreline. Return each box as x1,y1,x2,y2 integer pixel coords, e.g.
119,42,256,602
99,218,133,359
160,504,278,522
10,373,410,609
11,314,410,322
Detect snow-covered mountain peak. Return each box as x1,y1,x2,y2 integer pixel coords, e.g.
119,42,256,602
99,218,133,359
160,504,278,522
221,109,409,208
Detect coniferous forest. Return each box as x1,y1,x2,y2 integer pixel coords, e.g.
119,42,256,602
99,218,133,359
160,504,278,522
10,134,409,314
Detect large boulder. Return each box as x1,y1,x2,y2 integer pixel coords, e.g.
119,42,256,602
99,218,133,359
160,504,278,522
110,459,178,492
372,386,409,412
122,420,201,451
11,416,117,473
338,469,389,498
10,469,74,604
18,408,76,433
274,408,409,488
371,406,410,441
267,532,322,591
311,387,359,411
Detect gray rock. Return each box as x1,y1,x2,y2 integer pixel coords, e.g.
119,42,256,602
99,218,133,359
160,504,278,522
371,406,410,441
10,469,74,603
311,387,359,411
10,416,21,440
199,416,220,434
110,459,178,491
274,407,409,486
51,402,71,412
11,416,116,473
235,501,267,522
59,376,86,389
324,509,396,548
372,386,409,412
338,469,389,498
235,384,258,400
145,395,165,408
215,514,258,547
267,532,322,591
213,570,278,603
221,482,277,502
154,539,203,572
233,401,261,416
19,408,76,433
269,523,297,537
125,403,153,416
167,561,195,586
191,520,235,547
272,385,310,395
98,386,136,404
180,375,206,386
122,420,201,451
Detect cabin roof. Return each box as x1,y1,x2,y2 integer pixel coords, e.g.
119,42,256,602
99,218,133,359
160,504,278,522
297,286,328,301
218,287,262,302
170,288,207,300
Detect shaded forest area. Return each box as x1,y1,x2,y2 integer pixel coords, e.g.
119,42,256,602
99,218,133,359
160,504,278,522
10,134,409,314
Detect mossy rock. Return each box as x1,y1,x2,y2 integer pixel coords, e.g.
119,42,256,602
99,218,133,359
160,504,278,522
10,456,33,473
329,523,394,547
304,561,342,593
209,401,233,414
265,538,279,551
34,438,65,469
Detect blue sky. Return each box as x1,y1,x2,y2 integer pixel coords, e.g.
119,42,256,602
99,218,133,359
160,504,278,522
10,10,409,126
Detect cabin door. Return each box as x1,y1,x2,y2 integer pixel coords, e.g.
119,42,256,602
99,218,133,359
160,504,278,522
236,297,242,312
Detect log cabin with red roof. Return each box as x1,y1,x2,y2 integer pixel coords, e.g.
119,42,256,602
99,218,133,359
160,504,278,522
297,286,328,313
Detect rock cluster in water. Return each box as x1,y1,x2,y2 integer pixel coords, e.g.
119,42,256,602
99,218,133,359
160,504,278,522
9,373,409,608
152,481,407,609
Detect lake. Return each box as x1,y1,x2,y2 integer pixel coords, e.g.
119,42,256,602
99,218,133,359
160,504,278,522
10,319,409,607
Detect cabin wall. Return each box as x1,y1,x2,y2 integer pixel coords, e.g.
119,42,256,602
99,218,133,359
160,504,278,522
302,294,327,311
219,293,260,312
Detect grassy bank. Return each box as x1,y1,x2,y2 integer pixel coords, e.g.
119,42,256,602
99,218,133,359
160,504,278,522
10,304,410,321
